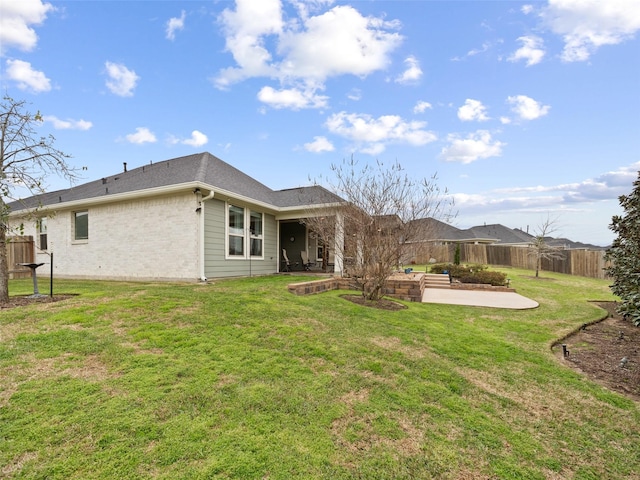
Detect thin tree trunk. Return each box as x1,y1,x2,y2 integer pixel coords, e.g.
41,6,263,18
0,225,9,303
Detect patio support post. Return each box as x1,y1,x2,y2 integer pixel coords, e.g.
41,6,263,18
334,211,344,276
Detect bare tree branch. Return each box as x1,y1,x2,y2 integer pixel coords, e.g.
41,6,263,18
0,95,78,302
528,214,564,278
305,157,455,301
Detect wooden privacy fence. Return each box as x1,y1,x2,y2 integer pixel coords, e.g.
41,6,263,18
7,236,35,279
411,243,610,280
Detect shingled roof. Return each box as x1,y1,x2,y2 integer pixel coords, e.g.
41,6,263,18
464,224,534,244
8,152,344,212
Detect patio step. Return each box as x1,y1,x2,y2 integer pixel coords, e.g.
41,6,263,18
424,273,451,289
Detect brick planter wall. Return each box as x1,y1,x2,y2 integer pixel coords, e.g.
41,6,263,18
288,273,516,301
287,278,351,296
450,283,515,292
288,273,427,302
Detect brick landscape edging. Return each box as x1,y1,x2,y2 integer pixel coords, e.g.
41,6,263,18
288,274,515,302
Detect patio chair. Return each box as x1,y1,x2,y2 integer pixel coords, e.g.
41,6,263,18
282,249,293,272
300,250,314,271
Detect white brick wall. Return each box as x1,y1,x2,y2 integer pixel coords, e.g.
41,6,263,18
12,192,201,281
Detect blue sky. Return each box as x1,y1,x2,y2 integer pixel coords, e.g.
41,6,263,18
1,0,639,246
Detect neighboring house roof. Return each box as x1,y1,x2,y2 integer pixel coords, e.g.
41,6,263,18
409,217,494,243
463,224,534,245
410,219,605,250
8,152,344,213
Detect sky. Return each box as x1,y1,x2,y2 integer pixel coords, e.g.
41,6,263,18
1,0,639,247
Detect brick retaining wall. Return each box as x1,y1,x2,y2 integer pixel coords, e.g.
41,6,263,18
288,273,427,302
288,273,514,302
450,283,515,292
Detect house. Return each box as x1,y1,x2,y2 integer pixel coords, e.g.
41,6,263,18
464,224,534,246
408,218,498,245
7,152,346,281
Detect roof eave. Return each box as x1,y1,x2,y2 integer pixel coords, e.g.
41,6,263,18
8,182,210,217
8,182,343,218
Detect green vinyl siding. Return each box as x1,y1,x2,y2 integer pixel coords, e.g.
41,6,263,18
203,198,278,278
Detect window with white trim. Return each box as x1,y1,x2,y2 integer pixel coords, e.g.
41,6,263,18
227,204,264,259
228,205,244,256
250,210,263,256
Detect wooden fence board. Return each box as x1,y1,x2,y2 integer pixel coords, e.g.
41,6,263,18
7,236,35,279
411,242,609,279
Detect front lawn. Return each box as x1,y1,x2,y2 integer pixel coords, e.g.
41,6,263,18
1,270,637,479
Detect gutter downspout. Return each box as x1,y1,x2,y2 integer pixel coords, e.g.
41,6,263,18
199,190,215,281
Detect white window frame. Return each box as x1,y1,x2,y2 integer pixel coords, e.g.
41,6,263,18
226,204,264,260
249,209,263,258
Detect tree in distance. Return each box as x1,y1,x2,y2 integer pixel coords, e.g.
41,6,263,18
528,214,564,278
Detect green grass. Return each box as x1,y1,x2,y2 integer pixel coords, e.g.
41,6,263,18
1,269,638,479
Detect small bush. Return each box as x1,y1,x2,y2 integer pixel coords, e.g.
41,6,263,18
429,263,487,277
428,263,450,274
458,270,508,286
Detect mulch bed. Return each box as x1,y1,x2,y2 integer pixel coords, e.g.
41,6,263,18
555,301,640,401
0,295,75,310
341,294,407,311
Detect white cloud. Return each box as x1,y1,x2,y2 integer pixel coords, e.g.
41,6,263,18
5,59,51,93
166,10,186,41
451,40,502,62
521,5,535,15
466,41,492,57
214,0,284,88
42,115,92,130
455,161,640,218
126,127,156,144
304,136,335,153
413,100,433,114
440,130,505,163
395,55,422,84
0,0,53,54
168,130,209,147
457,99,489,122
542,0,640,62
508,35,545,66
564,162,640,201
289,0,336,20
347,88,362,101
507,95,550,120
278,5,402,81
182,130,208,147
104,61,139,97
325,111,436,154
214,2,402,109
257,86,328,109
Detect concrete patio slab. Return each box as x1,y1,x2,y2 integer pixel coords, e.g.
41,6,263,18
422,288,539,309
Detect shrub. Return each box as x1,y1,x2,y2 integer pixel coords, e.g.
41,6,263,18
458,270,508,286
429,263,487,277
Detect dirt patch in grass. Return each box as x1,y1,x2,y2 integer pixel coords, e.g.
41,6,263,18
555,302,640,401
341,294,407,311
0,294,75,309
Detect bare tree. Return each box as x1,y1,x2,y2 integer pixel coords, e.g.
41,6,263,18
0,96,77,302
305,158,455,301
528,214,564,278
